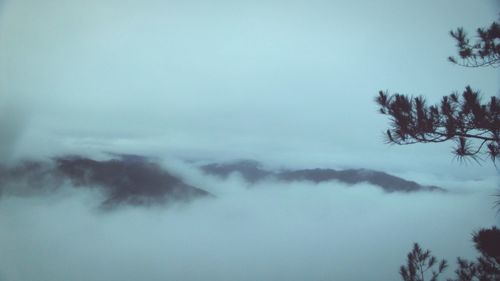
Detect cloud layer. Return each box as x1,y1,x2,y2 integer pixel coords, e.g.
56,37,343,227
0,157,498,281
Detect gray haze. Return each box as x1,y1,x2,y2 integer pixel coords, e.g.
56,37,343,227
0,159,498,281
0,0,498,177
0,1,499,281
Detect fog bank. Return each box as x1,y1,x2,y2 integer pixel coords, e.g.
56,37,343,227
0,160,497,281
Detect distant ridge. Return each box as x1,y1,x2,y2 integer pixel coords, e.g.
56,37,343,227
201,160,444,193
0,156,445,210
0,155,212,208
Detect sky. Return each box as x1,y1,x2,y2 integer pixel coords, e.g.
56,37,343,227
0,1,499,280
0,0,499,178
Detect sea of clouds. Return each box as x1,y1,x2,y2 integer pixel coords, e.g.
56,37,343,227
0,157,497,281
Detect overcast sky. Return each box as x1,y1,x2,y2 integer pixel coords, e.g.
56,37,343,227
0,0,498,178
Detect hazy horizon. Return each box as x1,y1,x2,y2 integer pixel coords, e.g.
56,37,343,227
1,0,499,177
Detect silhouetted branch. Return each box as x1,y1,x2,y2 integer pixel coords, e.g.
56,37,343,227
448,22,500,68
400,243,448,281
376,87,500,163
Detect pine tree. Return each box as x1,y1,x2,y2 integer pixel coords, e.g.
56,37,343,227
376,21,499,164
400,243,448,281
386,21,500,281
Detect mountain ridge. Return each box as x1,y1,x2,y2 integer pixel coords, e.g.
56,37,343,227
0,155,212,208
201,160,445,193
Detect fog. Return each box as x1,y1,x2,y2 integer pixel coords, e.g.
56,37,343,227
0,158,498,281
1,0,499,177
0,0,499,280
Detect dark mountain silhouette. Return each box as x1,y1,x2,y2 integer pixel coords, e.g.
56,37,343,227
0,155,212,208
0,156,445,209
201,160,444,192
201,160,273,183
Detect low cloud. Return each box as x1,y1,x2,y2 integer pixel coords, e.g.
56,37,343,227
0,156,497,281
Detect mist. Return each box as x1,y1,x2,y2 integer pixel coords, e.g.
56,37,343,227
0,0,499,280
2,159,496,281
0,157,498,281
1,0,498,177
